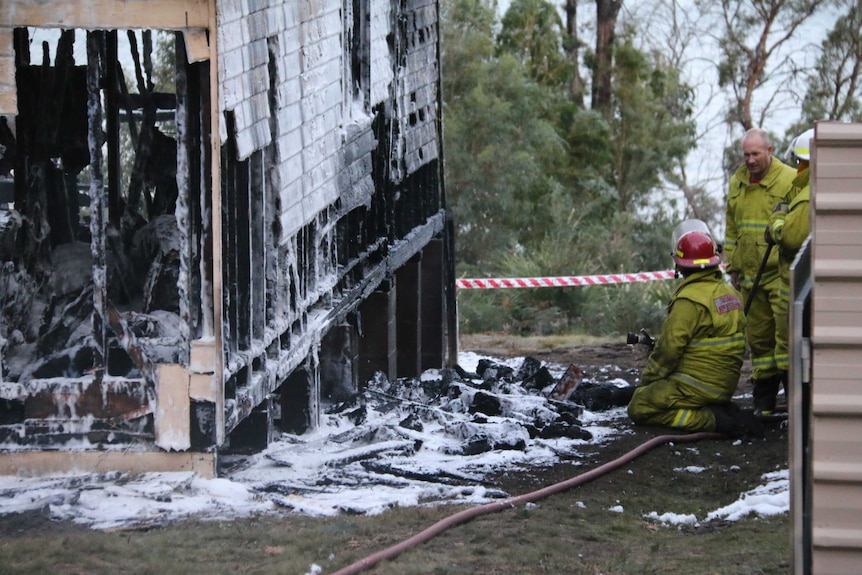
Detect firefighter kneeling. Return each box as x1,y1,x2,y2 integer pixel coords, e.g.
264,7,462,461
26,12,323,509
627,220,763,438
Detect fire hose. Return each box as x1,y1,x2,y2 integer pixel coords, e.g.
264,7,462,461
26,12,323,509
328,430,724,575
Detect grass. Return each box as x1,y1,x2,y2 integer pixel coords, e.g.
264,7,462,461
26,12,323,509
0,505,787,575
0,429,790,575
459,332,618,356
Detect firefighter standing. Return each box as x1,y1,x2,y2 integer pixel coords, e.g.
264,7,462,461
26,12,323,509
723,128,796,415
627,220,762,436
766,128,812,289
763,128,813,412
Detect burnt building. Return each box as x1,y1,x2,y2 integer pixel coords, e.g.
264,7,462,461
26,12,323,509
0,0,456,475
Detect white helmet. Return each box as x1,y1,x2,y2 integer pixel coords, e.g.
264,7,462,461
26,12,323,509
783,137,797,162
792,128,815,161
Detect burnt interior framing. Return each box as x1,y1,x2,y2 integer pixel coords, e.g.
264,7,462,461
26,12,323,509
0,28,211,448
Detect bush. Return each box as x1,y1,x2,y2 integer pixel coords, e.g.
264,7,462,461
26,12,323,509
457,276,673,338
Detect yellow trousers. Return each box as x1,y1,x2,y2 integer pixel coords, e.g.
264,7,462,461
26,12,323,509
741,273,788,380
627,379,722,432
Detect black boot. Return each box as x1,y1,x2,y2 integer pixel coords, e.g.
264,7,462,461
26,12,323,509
709,403,764,439
709,403,736,434
752,374,782,416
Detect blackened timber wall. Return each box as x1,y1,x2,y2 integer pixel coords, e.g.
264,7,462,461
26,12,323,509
216,0,451,440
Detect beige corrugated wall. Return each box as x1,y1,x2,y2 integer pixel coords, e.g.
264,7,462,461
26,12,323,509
807,121,862,574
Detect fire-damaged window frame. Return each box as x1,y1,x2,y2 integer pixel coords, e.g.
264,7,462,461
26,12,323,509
0,27,214,450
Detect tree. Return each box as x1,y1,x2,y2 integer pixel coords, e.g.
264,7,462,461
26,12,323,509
708,0,827,132
592,0,624,112
564,0,586,105
497,0,571,89
442,0,567,268
797,0,862,127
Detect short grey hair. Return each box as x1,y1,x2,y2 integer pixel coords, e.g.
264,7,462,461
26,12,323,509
742,128,771,148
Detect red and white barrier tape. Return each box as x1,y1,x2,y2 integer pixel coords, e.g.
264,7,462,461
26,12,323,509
456,270,677,289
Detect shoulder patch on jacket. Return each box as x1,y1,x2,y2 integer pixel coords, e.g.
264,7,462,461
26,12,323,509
714,293,742,314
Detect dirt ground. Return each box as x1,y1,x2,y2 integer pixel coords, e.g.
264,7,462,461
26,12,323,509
458,332,764,404
0,335,791,575
455,333,791,574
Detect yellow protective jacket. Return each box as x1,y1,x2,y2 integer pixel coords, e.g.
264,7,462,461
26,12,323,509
641,268,746,401
769,168,810,287
724,157,796,289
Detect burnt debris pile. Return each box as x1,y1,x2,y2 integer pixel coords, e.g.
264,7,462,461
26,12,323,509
229,357,637,512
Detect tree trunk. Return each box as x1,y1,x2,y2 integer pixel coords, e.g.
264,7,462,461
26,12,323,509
592,0,622,113
565,0,585,107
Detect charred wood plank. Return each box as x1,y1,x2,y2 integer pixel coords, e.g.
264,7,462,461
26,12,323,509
0,425,154,447
359,461,491,486
569,382,635,411
37,285,94,355
106,30,122,228
22,376,153,420
121,30,159,233
323,439,417,467
548,364,583,402
118,92,178,111
86,31,107,366
174,50,192,342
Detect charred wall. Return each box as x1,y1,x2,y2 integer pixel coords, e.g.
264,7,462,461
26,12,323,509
216,0,452,446
0,0,454,464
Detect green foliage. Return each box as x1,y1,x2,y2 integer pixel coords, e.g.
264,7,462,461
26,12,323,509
152,31,177,94
610,37,697,212
442,0,700,337
440,0,497,102
456,209,677,336
496,0,572,88
443,5,567,267
444,76,565,264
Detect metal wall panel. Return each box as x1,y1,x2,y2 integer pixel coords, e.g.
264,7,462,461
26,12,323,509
807,121,862,574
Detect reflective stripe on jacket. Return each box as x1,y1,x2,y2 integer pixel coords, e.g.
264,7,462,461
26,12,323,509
724,157,796,289
641,268,746,401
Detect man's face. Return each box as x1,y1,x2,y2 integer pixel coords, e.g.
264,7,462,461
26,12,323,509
742,136,773,180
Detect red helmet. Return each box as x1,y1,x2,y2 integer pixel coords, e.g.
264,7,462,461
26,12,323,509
672,220,721,269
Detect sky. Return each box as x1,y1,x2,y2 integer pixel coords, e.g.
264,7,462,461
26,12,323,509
0,351,789,538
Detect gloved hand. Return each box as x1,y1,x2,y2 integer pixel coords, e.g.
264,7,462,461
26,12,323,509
767,207,787,246
764,224,776,246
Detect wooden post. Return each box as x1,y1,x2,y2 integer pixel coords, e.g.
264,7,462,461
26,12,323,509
396,253,422,378
358,279,397,384
86,31,106,368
